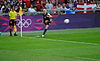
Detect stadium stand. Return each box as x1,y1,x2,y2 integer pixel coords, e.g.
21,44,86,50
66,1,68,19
0,0,100,15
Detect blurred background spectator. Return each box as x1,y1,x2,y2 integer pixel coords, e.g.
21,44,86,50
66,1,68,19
28,4,36,12
31,0,37,7
45,1,53,9
24,0,31,8
0,0,99,15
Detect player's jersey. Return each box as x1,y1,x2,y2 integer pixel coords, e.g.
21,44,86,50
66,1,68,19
9,11,17,20
43,13,51,21
43,13,52,25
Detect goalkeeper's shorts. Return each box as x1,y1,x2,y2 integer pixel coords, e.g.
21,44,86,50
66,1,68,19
9,20,16,26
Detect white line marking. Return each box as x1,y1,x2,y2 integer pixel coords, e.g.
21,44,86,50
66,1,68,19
43,38,100,46
76,57,98,61
22,30,100,34
23,36,100,46
23,37,100,60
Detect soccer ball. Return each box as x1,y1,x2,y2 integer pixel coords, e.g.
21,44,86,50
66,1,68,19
64,19,70,24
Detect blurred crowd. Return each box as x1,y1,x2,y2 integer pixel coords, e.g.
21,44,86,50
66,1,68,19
0,0,100,14
0,0,21,13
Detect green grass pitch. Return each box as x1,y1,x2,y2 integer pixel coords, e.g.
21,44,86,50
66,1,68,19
0,28,100,61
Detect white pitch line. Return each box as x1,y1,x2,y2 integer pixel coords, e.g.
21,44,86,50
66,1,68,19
23,36,100,46
76,57,99,61
43,38,100,46
21,30,100,34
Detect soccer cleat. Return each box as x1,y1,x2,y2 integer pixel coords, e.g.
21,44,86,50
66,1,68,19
10,34,12,36
14,33,18,36
42,35,44,38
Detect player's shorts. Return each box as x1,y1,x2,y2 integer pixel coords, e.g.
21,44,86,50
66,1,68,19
43,20,51,25
9,20,16,26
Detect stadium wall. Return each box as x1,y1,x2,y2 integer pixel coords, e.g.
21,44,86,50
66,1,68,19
0,13,100,32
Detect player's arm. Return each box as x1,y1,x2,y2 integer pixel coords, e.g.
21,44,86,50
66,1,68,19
14,11,18,16
47,13,52,18
9,11,11,17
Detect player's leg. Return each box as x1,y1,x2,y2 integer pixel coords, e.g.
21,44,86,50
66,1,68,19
9,26,12,36
13,21,17,36
42,25,49,35
42,20,50,37
9,20,13,36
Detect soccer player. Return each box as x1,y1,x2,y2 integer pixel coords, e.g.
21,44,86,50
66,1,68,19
42,9,52,37
9,6,17,36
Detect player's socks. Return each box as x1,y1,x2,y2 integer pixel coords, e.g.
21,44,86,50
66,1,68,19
43,29,47,35
14,32,17,36
13,25,17,33
10,29,12,36
13,25,17,36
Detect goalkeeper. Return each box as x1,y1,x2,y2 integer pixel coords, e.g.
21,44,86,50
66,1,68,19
9,6,17,36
